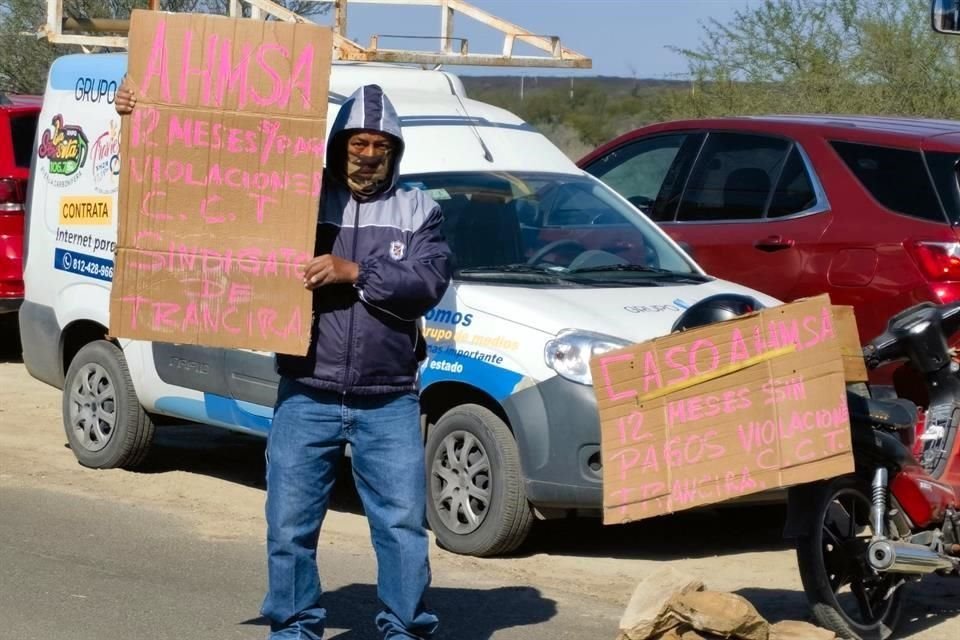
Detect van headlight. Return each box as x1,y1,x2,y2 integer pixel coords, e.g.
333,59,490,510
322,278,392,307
544,330,631,386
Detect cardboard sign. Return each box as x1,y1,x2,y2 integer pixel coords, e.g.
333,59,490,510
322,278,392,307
591,295,862,524
109,10,332,355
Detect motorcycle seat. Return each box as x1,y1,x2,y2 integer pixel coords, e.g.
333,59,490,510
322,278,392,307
846,391,918,431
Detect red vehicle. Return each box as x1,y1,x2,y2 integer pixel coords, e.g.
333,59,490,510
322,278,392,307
578,116,960,391
0,93,41,316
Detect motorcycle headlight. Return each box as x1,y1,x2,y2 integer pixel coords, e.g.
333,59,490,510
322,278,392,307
544,330,631,386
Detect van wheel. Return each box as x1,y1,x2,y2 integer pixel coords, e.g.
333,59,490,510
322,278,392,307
425,404,533,557
62,340,154,469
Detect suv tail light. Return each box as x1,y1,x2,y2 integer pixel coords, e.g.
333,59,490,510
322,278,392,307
906,241,960,302
908,241,960,280
0,177,26,213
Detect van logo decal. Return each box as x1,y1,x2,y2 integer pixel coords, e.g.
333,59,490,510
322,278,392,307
91,121,121,194
38,114,89,187
625,304,681,314
75,77,118,105
389,240,405,260
624,300,691,314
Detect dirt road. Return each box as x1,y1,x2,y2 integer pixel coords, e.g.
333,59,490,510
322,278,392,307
2,343,959,638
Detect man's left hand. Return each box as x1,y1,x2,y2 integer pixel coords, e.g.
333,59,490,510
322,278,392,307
303,255,360,289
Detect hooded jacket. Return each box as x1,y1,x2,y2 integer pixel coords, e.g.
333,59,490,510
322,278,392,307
275,84,453,395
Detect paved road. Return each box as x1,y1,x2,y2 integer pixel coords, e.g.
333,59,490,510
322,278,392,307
2,329,960,640
0,486,613,640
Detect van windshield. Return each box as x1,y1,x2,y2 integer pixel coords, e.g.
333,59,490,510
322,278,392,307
400,171,702,284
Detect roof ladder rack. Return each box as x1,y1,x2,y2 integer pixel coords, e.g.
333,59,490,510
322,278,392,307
38,0,592,69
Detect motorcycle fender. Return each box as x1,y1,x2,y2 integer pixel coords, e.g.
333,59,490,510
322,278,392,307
783,482,828,539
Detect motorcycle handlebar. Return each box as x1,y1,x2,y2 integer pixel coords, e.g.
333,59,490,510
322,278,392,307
863,301,960,371
861,344,882,371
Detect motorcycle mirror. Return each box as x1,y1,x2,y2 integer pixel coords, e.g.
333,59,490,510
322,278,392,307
932,0,960,35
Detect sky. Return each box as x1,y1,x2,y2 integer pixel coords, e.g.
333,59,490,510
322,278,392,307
329,0,759,78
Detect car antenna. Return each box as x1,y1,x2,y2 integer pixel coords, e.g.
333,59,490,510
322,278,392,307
456,94,494,163
441,73,494,163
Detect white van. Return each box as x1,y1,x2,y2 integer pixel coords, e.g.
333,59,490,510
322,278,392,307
21,52,779,557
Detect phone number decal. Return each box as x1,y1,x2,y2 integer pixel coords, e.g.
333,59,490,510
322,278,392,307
54,248,114,282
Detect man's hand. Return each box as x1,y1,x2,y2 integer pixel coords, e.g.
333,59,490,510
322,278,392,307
115,76,136,115
303,255,360,289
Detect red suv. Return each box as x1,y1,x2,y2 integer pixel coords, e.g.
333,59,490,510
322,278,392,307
0,93,41,316
579,116,960,389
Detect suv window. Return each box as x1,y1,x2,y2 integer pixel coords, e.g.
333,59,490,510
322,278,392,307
831,141,945,223
768,147,817,218
9,114,39,169
925,150,960,224
677,133,798,222
585,135,686,214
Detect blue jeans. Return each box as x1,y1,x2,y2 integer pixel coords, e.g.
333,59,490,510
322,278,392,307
260,378,439,639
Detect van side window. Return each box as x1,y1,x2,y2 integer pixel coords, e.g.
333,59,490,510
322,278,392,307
677,133,791,222
831,141,946,223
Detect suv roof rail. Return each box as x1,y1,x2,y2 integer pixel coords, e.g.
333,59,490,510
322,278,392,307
37,0,591,69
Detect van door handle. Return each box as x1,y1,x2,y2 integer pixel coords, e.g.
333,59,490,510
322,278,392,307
754,235,795,252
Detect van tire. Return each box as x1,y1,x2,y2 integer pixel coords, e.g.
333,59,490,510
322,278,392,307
425,404,533,557
62,340,154,470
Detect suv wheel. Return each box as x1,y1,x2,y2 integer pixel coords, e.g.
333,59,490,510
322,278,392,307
425,404,533,557
62,340,154,469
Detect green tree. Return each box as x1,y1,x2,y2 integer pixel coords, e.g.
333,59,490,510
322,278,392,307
0,0,68,94
667,0,960,118
468,1,960,159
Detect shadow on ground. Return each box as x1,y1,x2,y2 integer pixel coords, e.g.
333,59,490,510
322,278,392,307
134,421,792,561
520,501,791,561
736,579,960,639
240,583,558,640
901,575,960,638
136,422,366,515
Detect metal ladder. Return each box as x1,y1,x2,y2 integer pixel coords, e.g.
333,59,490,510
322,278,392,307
39,0,592,69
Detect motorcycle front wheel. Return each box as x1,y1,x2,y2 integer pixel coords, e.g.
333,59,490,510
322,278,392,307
795,475,905,640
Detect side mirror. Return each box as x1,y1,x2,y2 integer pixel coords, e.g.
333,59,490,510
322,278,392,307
932,0,960,35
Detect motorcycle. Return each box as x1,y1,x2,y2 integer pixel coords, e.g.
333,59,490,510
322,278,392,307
672,296,960,640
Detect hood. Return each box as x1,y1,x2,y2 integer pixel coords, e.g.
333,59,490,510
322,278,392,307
326,84,405,192
455,280,782,344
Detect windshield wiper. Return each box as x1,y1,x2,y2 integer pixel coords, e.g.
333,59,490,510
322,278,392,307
457,263,675,287
457,263,616,285
569,264,711,282
458,264,564,275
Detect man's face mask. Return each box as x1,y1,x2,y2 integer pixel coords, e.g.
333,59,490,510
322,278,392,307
344,133,394,197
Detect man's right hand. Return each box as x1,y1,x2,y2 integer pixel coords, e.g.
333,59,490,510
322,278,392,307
115,76,136,115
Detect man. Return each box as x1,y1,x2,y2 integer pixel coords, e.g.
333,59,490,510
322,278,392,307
115,82,453,640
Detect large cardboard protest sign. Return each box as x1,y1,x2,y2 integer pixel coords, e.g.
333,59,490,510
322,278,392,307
109,10,331,354
591,295,863,524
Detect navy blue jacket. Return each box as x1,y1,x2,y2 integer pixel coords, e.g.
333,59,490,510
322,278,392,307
276,85,453,395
